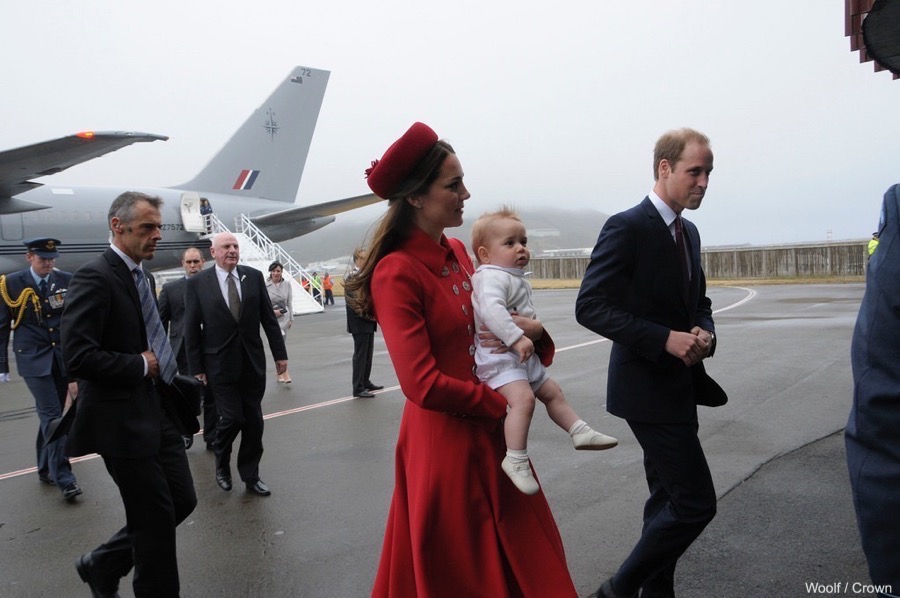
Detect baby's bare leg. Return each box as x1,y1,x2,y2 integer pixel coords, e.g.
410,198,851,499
498,380,536,451
535,378,580,432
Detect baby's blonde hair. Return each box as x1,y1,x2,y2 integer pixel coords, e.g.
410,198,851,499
470,204,522,263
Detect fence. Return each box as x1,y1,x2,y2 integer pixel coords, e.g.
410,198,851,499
529,240,869,280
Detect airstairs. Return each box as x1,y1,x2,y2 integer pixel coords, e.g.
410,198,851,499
205,213,324,315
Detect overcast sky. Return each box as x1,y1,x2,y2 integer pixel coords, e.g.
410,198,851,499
3,1,897,247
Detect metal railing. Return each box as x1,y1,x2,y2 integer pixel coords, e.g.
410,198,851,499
233,213,323,301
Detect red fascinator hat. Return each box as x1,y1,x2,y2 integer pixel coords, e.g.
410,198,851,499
365,122,439,199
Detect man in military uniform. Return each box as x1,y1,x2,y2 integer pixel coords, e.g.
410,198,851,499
0,237,82,501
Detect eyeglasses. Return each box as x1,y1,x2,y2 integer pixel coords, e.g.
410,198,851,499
184,260,201,264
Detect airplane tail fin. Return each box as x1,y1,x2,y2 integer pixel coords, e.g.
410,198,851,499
174,66,330,203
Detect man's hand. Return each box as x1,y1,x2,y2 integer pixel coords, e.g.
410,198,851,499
195,373,207,385
142,350,160,379
690,326,714,359
65,382,78,410
0,372,10,383
665,330,710,367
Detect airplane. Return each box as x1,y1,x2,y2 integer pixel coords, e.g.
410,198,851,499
0,65,381,274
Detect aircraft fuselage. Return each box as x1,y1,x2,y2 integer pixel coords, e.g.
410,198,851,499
0,185,312,274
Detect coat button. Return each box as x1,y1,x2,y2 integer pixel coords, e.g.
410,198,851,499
452,285,459,295
441,266,449,277
468,345,476,356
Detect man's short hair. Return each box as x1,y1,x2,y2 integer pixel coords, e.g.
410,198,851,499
653,128,710,181
108,191,164,226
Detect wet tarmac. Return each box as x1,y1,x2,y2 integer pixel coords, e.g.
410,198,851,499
0,284,875,597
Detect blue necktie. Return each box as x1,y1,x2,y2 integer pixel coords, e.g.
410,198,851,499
39,279,48,297
132,268,177,384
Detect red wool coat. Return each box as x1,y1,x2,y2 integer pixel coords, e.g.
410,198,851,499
370,228,576,598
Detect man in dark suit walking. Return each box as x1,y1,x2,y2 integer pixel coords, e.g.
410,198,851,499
344,248,383,398
184,231,287,497
159,246,216,449
576,128,719,598
1,237,81,500
62,191,197,598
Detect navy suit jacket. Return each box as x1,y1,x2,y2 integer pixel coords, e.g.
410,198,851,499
183,265,287,384
158,276,188,370
576,197,715,423
1,268,72,377
61,248,162,458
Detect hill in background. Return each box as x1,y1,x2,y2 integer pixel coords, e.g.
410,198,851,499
279,207,610,267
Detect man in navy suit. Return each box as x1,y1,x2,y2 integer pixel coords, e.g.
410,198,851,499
184,231,287,497
159,246,217,449
0,238,81,500
846,184,900,597
576,128,718,598
63,192,196,597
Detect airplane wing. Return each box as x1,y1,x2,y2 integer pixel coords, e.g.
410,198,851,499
0,131,167,212
250,192,382,226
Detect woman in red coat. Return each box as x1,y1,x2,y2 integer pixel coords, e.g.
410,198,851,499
346,123,577,597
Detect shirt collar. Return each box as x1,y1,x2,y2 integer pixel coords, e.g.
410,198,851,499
29,268,48,286
215,264,239,283
110,244,140,273
649,190,679,229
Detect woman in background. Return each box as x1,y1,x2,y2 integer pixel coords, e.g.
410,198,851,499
265,261,293,383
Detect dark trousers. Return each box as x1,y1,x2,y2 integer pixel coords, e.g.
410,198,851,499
24,358,76,488
210,353,266,483
94,410,196,597
351,332,374,394
613,420,717,598
846,433,900,593
201,385,218,445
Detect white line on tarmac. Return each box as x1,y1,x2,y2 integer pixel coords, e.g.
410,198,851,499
1,287,757,482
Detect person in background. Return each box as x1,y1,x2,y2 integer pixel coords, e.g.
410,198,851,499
311,271,322,304
470,207,617,495
846,184,900,598
0,237,81,501
62,191,196,597
343,248,383,399
159,246,214,449
322,272,335,306
346,122,577,596
199,197,214,234
576,128,719,598
868,232,879,257
265,261,294,384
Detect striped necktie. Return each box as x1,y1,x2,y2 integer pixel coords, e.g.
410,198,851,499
132,268,177,384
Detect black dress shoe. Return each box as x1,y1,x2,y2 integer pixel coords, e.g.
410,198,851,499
76,552,121,598
62,482,83,501
354,391,376,398
246,479,271,496
38,473,55,485
215,468,233,491
594,577,633,598
365,383,384,391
